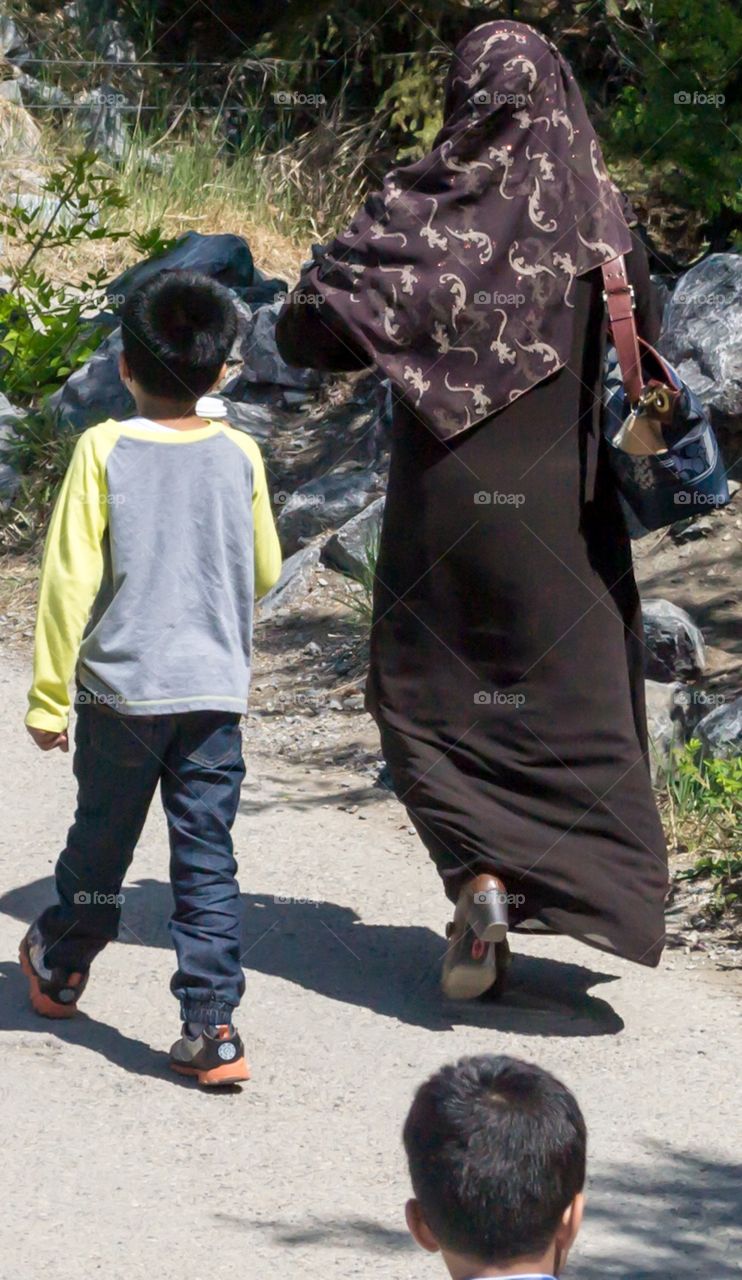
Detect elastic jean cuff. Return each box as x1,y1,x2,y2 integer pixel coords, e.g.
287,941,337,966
180,1000,237,1026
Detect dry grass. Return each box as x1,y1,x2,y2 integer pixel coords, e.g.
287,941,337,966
0,553,39,645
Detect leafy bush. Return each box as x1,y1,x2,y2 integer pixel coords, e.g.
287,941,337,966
662,739,742,913
334,525,380,628
0,150,174,405
602,0,742,239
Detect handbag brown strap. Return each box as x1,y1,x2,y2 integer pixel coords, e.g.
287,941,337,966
601,255,643,406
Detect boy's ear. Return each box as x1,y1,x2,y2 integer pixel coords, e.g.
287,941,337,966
405,1199,440,1254
119,352,132,385
555,1191,584,1266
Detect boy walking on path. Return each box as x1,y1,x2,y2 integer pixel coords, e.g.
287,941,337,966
21,270,282,1086
403,1055,586,1279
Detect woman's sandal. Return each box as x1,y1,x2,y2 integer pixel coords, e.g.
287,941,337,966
441,873,510,1000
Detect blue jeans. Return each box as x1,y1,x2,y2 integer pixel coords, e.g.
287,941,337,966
36,691,246,1025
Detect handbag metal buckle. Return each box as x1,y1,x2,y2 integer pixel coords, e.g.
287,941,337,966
601,283,636,306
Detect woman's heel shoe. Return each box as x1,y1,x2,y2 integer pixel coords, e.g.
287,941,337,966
441,873,509,1000
469,879,509,944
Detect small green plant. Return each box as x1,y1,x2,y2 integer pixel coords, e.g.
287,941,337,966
0,150,175,404
662,738,742,915
334,525,380,628
0,410,78,550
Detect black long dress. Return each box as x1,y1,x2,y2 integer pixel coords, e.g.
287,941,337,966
276,241,669,968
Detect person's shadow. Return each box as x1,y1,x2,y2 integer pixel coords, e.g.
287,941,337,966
0,876,624,1080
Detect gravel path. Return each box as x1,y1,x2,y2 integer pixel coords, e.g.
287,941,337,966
0,645,739,1279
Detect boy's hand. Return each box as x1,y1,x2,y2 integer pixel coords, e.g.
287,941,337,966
26,726,69,753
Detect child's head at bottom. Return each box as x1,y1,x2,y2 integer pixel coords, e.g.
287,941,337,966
403,1055,586,1279
119,269,238,417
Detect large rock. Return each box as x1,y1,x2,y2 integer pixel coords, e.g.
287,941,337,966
221,399,280,443
0,97,41,160
321,496,385,580
48,329,133,430
645,679,689,785
277,465,385,555
256,545,321,622
0,15,26,61
17,73,70,108
76,82,131,164
224,299,322,394
641,598,706,682
659,254,742,431
696,696,742,761
108,232,256,308
91,19,137,65
0,394,23,503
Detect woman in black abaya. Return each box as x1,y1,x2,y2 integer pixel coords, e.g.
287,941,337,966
276,20,668,998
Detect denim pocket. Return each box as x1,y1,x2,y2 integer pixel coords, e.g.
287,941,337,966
85,700,161,768
183,714,243,770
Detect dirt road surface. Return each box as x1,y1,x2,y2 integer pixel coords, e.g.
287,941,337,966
0,645,739,1279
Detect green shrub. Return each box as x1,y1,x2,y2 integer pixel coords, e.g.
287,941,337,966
663,739,742,913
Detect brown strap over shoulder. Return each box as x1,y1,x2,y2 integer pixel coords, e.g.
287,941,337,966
602,255,643,406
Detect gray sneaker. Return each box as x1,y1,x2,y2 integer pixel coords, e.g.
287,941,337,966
169,1023,250,1087
19,922,89,1019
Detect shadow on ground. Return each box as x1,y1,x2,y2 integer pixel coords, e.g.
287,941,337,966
578,1147,741,1278
1,877,623,1055
213,1149,741,1277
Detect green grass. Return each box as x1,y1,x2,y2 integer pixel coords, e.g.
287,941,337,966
333,525,380,628
114,113,380,244
661,740,742,919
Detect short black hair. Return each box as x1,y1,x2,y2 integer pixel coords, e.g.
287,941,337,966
121,269,238,401
403,1055,586,1265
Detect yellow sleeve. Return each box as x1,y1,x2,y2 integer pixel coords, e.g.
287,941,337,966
26,428,112,733
251,443,283,597
226,429,282,599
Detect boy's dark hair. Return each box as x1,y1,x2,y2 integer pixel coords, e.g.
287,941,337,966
121,269,238,401
403,1055,586,1265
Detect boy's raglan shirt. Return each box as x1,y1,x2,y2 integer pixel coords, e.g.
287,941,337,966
26,419,282,734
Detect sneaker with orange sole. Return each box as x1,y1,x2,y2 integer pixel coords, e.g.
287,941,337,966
169,1023,250,1087
19,923,89,1019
